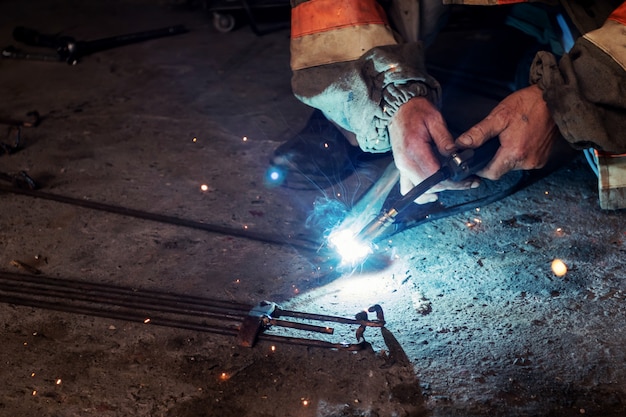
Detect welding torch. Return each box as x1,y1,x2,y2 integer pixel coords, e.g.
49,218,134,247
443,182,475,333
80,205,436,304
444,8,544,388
356,138,501,243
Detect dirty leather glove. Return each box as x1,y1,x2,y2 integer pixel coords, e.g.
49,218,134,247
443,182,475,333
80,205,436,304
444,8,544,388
455,84,559,180
389,96,478,204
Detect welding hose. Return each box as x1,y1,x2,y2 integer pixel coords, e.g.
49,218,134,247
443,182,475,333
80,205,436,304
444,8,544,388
390,138,502,216
389,169,449,214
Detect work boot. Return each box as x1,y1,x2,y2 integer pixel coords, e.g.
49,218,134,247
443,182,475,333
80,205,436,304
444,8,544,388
586,149,626,210
269,110,362,189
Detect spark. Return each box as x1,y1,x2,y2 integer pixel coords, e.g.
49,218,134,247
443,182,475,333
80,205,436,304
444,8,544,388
264,166,285,187
31,372,35,377
270,345,276,352
242,136,248,142
200,184,209,191
243,224,248,229
32,390,37,396
220,372,229,381
192,137,197,143
551,259,567,277
302,399,309,406
56,379,62,385
144,318,151,324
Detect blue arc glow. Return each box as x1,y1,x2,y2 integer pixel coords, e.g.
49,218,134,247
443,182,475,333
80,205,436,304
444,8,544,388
328,228,373,265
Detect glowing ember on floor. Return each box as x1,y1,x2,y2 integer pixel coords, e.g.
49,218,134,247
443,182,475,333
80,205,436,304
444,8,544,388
551,259,568,277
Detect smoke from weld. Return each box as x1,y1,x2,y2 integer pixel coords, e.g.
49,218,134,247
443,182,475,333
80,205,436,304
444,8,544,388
305,196,349,238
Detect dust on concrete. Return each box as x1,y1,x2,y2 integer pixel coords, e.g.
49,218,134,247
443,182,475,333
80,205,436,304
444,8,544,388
1,1,625,416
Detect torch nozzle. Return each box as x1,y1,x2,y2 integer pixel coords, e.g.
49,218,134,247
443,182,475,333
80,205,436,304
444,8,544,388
355,208,398,244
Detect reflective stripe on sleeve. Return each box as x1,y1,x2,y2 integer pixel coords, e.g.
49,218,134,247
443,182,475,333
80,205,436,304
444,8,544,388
290,0,396,70
584,18,626,71
291,0,388,38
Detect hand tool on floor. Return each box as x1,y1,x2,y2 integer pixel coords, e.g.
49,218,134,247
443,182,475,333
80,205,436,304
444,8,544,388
329,139,500,264
0,171,38,189
0,111,40,156
237,301,385,348
5,24,188,64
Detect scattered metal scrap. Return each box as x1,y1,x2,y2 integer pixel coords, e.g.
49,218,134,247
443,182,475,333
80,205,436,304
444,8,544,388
9,260,42,275
0,111,40,156
0,271,385,350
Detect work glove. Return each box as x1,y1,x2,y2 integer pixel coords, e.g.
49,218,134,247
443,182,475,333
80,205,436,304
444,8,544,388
455,85,559,180
389,96,479,204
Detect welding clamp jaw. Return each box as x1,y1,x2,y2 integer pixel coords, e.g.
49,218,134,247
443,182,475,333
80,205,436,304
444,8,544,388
356,138,501,244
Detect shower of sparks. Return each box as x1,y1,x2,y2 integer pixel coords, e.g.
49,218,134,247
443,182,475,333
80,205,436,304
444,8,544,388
551,259,568,277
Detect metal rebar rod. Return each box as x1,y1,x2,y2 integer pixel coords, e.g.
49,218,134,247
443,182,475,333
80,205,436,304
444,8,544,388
0,183,323,252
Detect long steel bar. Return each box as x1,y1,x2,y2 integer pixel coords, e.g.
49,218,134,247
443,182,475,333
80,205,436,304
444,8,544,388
0,272,381,327
0,183,323,252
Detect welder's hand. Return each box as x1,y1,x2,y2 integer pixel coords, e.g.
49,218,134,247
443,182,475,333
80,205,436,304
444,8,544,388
456,85,559,180
389,97,477,204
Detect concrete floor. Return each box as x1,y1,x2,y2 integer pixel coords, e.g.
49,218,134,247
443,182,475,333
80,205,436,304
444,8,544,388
1,1,625,417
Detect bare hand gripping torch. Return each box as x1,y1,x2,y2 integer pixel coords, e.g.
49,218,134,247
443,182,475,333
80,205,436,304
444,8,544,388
356,138,501,244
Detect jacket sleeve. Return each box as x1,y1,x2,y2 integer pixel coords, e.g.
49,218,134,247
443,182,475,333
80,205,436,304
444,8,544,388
290,0,442,153
530,2,626,153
